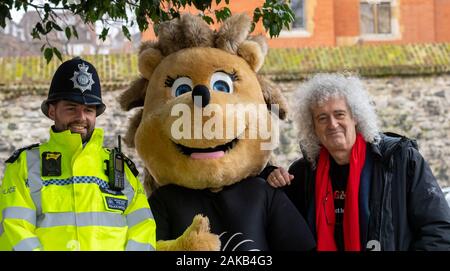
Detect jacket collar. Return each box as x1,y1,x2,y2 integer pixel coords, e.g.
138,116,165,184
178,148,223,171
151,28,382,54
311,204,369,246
48,127,104,152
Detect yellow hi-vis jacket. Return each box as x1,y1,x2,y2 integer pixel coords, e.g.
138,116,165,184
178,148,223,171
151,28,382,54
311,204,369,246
0,128,156,251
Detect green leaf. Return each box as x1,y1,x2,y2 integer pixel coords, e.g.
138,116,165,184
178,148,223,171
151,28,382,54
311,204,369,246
257,1,295,38
100,27,109,41
36,22,45,34
44,47,54,63
14,1,23,10
0,5,12,28
72,26,78,39
215,7,231,22
45,21,53,33
122,25,131,40
53,47,62,61
52,21,63,31
65,26,71,40
31,29,41,40
193,0,211,11
169,7,178,18
160,11,170,21
250,22,256,33
202,15,214,25
253,8,262,23
178,0,187,7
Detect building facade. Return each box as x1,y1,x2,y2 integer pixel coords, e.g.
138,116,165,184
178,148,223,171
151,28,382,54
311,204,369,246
142,0,450,47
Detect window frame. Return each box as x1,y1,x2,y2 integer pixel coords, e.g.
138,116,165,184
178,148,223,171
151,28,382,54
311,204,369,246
359,0,399,41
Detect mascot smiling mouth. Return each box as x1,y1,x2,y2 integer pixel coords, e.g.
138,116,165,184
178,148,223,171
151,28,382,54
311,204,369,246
173,137,239,159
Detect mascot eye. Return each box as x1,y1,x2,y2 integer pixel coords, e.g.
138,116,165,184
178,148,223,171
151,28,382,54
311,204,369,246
210,72,234,94
171,77,193,97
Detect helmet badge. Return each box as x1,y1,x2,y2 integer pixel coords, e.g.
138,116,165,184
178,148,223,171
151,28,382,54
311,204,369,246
70,63,95,93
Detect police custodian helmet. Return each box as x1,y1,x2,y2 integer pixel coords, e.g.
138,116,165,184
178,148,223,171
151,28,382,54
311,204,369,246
41,57,106,117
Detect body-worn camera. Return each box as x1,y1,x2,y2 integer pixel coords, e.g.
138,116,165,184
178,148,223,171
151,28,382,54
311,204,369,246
42,152,62,177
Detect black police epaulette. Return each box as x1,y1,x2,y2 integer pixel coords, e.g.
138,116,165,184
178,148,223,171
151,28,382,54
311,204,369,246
5,143,40,164
123,155,140,177
106,148,140,177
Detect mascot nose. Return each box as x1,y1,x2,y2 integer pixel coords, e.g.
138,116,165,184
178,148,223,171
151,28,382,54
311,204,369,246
192,85,210,108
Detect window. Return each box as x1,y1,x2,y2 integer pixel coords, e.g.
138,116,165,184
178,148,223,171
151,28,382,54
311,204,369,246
291,0,306,29
280,0,309,37
360,1,392,34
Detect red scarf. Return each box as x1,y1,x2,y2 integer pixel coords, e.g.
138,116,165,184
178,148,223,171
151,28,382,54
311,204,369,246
315,133,366,251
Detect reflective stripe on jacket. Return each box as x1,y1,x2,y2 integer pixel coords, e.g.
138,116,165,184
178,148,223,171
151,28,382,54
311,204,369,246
0,128,156,251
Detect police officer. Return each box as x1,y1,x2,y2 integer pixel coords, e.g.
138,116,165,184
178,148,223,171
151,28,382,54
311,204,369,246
0,57,156,251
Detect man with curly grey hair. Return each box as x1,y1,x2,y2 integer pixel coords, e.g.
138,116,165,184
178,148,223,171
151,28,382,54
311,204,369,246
263,73,450,251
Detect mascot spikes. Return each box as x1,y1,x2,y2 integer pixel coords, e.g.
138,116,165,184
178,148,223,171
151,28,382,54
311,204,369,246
120,13,315,251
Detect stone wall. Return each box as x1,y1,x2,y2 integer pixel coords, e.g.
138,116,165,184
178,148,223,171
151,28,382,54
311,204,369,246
1,75,449,188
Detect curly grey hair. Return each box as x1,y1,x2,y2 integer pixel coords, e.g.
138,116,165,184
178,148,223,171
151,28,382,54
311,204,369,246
293,73,380,167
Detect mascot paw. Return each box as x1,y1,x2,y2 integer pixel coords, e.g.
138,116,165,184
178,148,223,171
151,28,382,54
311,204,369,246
157,214,220,251
179,214,221,251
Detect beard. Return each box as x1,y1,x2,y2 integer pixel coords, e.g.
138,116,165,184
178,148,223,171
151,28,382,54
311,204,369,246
53,121,95,143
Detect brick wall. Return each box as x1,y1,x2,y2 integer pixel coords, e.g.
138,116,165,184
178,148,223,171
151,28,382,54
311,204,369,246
334,0,360,37
399,0,435,43
334,0,360,46
435,0,450,42
142,0,450,47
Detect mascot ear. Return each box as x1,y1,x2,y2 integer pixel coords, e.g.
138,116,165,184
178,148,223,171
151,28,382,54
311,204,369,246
237,40,265,72
123,109,143,148
119,77,147,148
139,47,163,80
257,75,289,120
120,43,162,148
119,77,148,111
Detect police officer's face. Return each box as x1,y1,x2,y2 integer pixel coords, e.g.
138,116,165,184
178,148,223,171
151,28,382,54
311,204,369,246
48,100,97,143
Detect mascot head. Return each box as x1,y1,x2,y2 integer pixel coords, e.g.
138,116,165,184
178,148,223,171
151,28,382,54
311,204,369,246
120,13,288,191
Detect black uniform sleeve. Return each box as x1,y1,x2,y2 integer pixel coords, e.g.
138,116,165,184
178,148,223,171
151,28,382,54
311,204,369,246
266,187,316,251
148,190,172,241
407,147,450,250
